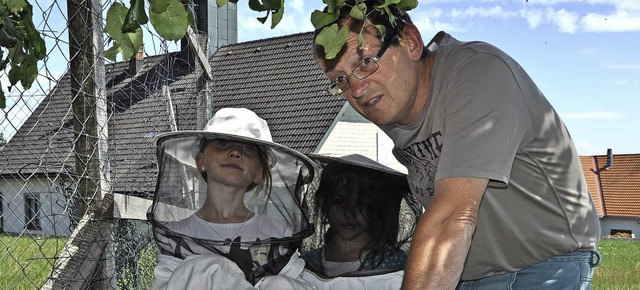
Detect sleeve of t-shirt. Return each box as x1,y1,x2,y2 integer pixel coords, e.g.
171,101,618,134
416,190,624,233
434,50,533,187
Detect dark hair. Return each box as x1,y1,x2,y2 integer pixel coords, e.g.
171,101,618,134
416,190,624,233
314,161,409,267
313,0,424,66
198,138,273,195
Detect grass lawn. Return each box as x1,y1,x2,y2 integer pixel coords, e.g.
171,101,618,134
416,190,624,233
0,235,638,289
0,234,67,290
593,238,640,289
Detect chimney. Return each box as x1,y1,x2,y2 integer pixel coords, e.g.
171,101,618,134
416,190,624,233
195,0,238,56
603,148,613,170
128,45,144,76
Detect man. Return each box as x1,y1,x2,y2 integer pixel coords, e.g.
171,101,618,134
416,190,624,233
312,1,601,289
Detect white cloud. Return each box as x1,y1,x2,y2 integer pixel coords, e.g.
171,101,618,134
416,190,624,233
560,111,624,120
449,6,517,19
424,0,640,34
546,8,580,33
581,11,640,32
412,8,464,34
520,9,545,29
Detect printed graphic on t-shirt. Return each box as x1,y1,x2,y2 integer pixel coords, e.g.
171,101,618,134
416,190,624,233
396,131,443,201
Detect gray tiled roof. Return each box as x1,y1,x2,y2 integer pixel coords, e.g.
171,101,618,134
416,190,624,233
208,32,345,154
1,31,346,194
1,52,202,194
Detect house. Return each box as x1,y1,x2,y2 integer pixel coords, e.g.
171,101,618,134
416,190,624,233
0,49,207,236
581,153,640,238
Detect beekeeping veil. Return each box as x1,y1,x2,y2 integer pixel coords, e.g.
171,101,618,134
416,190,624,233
148,108,316,284
301,154,422,278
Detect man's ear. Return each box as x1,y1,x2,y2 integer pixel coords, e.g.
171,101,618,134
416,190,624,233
401,24,425,61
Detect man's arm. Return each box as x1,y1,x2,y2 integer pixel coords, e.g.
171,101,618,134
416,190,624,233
401,177,488,290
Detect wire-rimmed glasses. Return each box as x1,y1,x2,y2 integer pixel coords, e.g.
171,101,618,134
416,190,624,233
326,36,395,96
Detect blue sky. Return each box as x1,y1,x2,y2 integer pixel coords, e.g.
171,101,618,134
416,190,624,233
1,0,638,156
236,0,640,156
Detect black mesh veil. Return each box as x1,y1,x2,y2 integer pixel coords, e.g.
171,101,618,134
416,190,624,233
148,133,316,284
301,154,423,278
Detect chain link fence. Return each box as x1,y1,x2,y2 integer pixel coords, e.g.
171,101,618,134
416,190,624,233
0,0,197,288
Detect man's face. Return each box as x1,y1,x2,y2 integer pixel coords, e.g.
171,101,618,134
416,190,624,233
318,27,423,126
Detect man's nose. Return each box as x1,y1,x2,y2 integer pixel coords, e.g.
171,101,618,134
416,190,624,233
348,76,368,99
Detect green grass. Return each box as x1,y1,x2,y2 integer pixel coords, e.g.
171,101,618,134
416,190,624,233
0,234,67,290
0,235,638,289
593,239,640,290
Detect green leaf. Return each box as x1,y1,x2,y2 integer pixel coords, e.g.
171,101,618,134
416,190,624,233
357,31,364,49
382,6,394,25
263,0,281,10
310,10,339,29
150,0,188,41
5,0,28,14
149,0,170,14
216,0,228,7
104,3,129,37
257,14,268,24
349,3,365,20
121,29,143,60
248,0,265,12
0,1,44,105
123,0,148,33
270,0,284,28
375,24,387,42
0,86,5,109
104,44,121,62
105,3,143,60
19,58,37,89
375,0,401,9
186,4,196,28
315,23,349,60
397,0,418,11
324,0,345,14
0,19,18,47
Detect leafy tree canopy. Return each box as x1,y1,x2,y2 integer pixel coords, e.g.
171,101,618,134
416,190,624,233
0,0,46,109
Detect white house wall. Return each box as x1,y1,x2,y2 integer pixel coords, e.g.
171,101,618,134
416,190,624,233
0,177,72,236
315,105,407,173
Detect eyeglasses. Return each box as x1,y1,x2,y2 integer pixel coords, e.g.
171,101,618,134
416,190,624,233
326,36,395,96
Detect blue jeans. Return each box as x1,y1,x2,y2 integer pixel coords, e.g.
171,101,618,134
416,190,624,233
456,251,601,290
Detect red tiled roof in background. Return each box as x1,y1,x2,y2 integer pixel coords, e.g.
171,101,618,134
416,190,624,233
580,153,640,218
596,154,640,217
580,156,605,217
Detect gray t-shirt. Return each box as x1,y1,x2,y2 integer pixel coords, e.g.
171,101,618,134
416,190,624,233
381,31,600,280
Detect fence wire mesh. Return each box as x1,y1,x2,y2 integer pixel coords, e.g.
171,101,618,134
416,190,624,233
0,0,193,288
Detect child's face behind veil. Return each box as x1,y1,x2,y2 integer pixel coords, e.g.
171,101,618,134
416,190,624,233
327,192,370,242
196,139,264,190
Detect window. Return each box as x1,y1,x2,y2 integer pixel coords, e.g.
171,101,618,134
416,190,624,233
25,194,41,230
610,229,632,238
